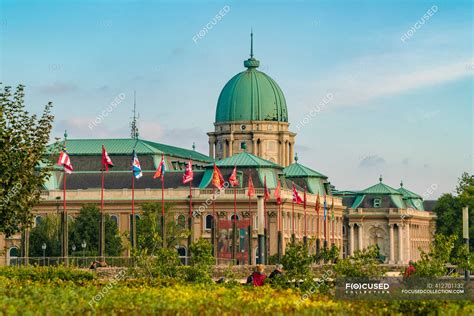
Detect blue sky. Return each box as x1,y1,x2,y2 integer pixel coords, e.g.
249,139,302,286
0,0,472,198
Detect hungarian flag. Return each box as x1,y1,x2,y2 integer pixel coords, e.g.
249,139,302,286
264,176,270,201
57,144,73,174
247,175,255,197
315,193,320,214
132,150,142,179
183,160,193,184
102,145,114,172
292,183,303,204
229,166,239,187
153,154,166,179
211,164,225,189
274,180,282,205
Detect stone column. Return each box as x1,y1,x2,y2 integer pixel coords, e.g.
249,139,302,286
349,223,354,256
208,140,215,159
289,142,294,164
389,224,395,264
358,223,363,250
397,224,403,264
406,223,411,261
228,138,233,156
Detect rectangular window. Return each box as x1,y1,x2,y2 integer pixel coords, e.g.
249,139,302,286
373,198,381,207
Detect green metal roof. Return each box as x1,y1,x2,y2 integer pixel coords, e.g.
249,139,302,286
361,179,402,195
397,186,422,199
283,162,327,179
215,54,288,123
212,152,282,169
48,138,213,162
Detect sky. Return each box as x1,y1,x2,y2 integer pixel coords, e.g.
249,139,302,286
0,0,472,198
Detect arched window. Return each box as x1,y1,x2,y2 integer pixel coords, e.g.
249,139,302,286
35,215,43,226
177,246,187,265
205,214,213,230
177,214,186,228
230,214,239,221
8,247,19,266
110,215,119,226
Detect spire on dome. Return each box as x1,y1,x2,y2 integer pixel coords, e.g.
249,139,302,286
244,30,260,69
379,175,383,183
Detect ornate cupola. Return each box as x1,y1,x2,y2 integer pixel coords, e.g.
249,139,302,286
208,32,296,166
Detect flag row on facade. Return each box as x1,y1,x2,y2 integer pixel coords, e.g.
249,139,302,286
57,146,335,216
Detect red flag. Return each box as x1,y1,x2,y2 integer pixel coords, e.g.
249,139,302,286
211,164,225,189
264,176,270,201
183,160,193,184
153,155,166,179
247,175,255,197
57,145,73,174
101,145,114,172
292,183,303,204
229,166,239,187
315,193,320,214
274,180,282,205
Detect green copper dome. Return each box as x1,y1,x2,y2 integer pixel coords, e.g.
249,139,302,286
215,35,288,123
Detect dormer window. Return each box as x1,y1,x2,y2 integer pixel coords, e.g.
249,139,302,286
373,198,382,207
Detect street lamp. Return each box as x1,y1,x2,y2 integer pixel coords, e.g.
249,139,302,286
72,244,76,253
41,243,47,266
81,240,86,267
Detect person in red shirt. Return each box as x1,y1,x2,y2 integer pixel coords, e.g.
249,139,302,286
403,260,416,279
246,264,267,286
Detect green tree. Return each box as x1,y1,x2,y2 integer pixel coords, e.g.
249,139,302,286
0,84,54,236
69,204,123,256
136,202,189,252
434,172,474,253
29,214,62,257
413,234,457,277
333,245,386,278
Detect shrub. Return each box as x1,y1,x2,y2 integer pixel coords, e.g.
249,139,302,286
0,266,94,282
333,245,386,278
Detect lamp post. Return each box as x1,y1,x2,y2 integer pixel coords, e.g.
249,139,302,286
71,244,76,267
41,243,46,266
81,240,86,267
463,207,470,281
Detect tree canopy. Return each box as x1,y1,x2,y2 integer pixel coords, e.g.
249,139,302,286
0,84,54,236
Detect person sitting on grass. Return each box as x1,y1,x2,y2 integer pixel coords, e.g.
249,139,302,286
246,264,267,286
269,264,283,281
403,260,416,279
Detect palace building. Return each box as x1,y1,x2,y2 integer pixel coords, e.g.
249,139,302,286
0,37,436,266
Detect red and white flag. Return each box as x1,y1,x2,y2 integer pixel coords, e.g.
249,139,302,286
153,154,166,179
292,183,303,204
101,145,114,172
264,176,271,201
274,180,282,205
57,145,73,174
247,175,255,197
229,166,239,187
183,160,193,184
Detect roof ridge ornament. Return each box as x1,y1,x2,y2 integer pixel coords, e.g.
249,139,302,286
294,152,299,162
400,180,403,187
379,175,383,183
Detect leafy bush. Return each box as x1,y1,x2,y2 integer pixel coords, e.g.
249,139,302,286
0,266,94,282
333,245,386,277
280,242,313,286
413,234,457,277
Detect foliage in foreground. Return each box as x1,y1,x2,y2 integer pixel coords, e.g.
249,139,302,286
0,272,472,316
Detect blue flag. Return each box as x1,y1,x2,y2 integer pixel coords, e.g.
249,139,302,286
132,150,142,179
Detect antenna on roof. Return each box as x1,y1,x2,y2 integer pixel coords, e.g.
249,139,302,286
130,91,139,139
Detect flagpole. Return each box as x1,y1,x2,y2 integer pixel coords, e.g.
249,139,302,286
161,174,165,248
247,172,252,265
131,174,136,249
291,197,295,243
212,188,217,261
188,180,192,258
62,171,68,266
232,186,237,264
303,188,307,246
100,166,105,259
316,197,320,255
